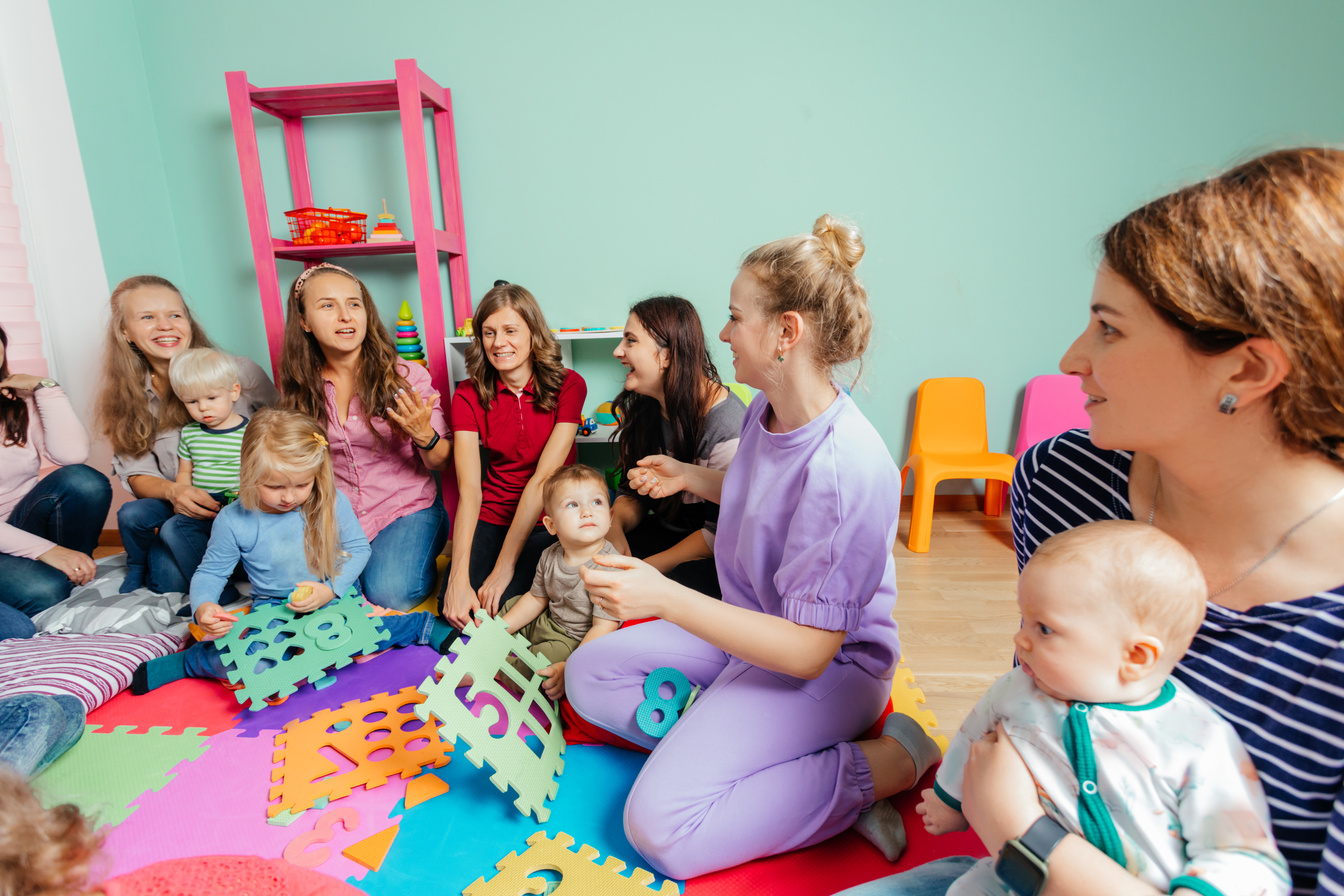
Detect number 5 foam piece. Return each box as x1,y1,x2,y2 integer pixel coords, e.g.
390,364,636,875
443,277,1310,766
269,686,452,817
414,610,565,822
216,593,386,710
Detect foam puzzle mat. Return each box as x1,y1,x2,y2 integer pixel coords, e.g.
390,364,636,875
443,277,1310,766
30,642,985,894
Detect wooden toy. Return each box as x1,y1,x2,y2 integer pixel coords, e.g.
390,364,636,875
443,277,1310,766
341,823,400,872
396,301,427,366
368,199,406,243
414,610,565,823
215,591,386,710
269,686,452,817
404,772,450,809
465,831,678,896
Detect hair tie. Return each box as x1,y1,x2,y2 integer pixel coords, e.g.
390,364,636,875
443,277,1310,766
294,262,355,295
312,432,328,448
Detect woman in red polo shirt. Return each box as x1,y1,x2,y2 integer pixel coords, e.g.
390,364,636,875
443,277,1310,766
444,281,587,628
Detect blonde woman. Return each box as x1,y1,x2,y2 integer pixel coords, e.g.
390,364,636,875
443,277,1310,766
131,408,457,695
443,281,587,628
97,275,277,593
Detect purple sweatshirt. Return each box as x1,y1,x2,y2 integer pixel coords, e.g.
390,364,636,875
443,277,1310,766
716,388,901,696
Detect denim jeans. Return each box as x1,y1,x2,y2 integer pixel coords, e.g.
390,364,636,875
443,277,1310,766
361,502,449,611
158,494,239,601
463,519,556,608
180,596,438,680
0,465,112,616
829,856,978,896
116,497,190,593
0,693,87,776
0,602,36,641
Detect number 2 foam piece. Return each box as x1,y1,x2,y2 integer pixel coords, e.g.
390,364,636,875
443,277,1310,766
413,610,565,822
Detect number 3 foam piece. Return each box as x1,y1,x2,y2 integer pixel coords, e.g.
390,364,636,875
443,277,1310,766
268,686,453,817
216,592,387,710
414,610,566,823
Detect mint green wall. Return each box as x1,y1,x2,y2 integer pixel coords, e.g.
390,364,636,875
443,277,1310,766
50,1,1344,486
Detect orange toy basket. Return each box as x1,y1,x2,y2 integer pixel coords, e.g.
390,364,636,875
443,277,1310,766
284,207,368,245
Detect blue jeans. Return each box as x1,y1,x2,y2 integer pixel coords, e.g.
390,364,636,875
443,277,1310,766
116,497,188,592
0,603,36,641
361,502,448,611
829,857,978,896
180,596,438,680
0,693,87,776
0,465,112,616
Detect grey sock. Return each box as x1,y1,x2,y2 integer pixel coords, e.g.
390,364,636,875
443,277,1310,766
853,798,908,862
882,711,942,782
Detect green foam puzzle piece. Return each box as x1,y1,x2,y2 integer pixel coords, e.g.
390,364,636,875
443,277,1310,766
414,610,565,822
34,725,209,827
216,592,386,710
268,807,307,826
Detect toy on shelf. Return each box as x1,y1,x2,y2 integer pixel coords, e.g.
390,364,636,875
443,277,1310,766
215,590,386,710
285,207,367,246
465,832,678,896
414,610,565,823
368,199,406,243
395,301,427,366
455,317,474,338
578,417,598,437
593,401,622,426
269,686,452,817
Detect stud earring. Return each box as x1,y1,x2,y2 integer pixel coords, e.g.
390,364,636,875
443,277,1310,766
777,355,784,363
1218,394,1238,415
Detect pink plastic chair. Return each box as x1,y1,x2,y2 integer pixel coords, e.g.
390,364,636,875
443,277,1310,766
1012,375,1091,457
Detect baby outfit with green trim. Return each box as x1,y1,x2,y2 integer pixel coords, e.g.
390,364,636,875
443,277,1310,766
934,668,1289,896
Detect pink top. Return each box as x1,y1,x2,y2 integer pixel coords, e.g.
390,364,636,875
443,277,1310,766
0,386,91,559
101,855,362,896
324,360,446,541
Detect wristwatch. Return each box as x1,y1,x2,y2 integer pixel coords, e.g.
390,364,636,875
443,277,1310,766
995,815,1068,896
36,378,57,390
415,431,441,452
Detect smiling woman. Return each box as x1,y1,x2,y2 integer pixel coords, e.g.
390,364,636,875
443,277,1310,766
278,263,451,611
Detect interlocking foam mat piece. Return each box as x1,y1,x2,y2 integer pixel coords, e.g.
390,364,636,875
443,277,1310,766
49,650,983,895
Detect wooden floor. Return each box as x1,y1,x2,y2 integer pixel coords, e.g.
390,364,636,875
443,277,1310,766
94,508,1019,739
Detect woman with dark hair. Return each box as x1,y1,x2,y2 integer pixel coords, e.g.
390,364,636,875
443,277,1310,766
443,281,587,628
608,296,746,597
838,148,1344,896
278,263,451,611
0,323,111,630
99,274,278,593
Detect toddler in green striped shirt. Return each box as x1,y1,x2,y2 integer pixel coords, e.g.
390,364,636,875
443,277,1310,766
171,349,248,502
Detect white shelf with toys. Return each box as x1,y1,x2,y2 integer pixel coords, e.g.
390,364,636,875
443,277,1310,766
444,329,625,444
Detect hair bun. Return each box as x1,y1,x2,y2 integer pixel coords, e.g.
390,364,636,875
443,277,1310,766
813,214,864,270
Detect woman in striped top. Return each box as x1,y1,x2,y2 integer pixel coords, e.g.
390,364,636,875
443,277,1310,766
840,149,1344,896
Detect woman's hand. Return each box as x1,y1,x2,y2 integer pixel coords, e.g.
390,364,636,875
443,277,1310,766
960,722,1044,856
539,661,567,700
627,455,688,500
385,387,440,446
194,602,237,639
578,552,673,620
288,581,335,613
478,561,515,617
171,483,220,520
0,374,43,399
444,572,480,629
37,545,97,585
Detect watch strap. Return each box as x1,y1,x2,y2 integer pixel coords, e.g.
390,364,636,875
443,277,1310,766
1018,815,1068,862
416,431,441,452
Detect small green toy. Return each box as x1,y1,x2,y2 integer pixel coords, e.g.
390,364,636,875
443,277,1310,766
414,610,565,822
215,591,386,710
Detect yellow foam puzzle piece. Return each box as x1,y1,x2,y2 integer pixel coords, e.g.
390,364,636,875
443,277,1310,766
465,832,678,896
891,663,949,753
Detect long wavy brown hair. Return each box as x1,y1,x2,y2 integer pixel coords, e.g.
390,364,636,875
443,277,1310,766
277,265,410,439
1104,147,1344,464
239,408,349,582
464,282,565,412
0,324,30,448
613,296,722,525
95,275,216,458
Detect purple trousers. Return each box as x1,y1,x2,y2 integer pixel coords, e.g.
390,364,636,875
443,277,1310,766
566,619,890,879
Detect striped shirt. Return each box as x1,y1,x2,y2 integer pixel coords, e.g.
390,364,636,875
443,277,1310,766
176,419,247,493
1012,429,1344,896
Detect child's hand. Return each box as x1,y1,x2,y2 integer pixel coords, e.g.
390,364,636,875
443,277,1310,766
916,788,969,835
539,661,567,700
627,455,687,500
195,602,236,639
288,582,335,613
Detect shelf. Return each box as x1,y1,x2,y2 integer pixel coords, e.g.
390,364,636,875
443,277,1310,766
446,329,623,345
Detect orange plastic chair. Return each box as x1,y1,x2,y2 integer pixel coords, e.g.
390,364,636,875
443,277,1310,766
1012,374,1090,457
900,377,1016,553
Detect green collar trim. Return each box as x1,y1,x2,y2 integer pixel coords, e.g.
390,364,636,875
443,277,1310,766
1089,679,1176,713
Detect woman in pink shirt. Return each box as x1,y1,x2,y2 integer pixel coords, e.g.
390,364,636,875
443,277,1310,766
278,263,451,611
443,281,587,629
0,324,111,636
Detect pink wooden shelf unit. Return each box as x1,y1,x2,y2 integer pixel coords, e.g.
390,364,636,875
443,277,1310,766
225,59,471,391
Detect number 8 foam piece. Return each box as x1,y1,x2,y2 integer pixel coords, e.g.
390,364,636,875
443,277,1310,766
636,667,699,739
216,591,387,710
